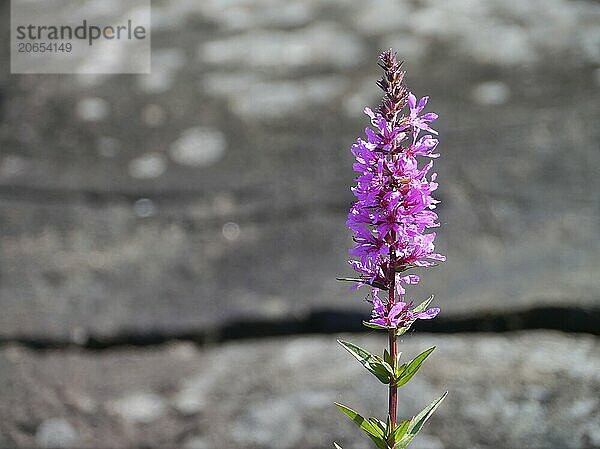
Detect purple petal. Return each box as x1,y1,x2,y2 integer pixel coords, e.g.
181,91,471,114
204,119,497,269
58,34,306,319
388,301,407,320
421,112,438,122
415,307,440,319
396,283,406,295
365,127,378,142
400,274,420,284
369,318,388,327
407,93,416,110
372,295,385,314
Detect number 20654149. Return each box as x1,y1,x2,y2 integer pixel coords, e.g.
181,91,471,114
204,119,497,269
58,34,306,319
18,42,72,52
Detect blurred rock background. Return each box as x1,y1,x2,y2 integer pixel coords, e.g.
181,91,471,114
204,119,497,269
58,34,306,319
0,0,599,448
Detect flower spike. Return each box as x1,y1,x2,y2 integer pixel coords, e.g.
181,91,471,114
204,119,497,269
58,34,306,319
335,50,447,449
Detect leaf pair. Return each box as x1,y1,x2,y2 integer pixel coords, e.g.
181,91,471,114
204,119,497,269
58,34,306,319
338,340,435,388
335,392,447,449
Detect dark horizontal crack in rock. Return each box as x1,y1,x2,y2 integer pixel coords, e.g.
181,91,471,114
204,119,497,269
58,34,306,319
1,305,597,351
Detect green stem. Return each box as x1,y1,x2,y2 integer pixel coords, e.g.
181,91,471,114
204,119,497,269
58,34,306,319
387,256,398,448
388,329,398,447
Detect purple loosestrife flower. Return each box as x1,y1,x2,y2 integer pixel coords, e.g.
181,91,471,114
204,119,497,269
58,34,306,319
406,94,438,137
334,51,448,449
347,50,445,329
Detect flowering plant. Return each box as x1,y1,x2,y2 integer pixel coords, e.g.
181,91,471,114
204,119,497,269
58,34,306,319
335,50,447,449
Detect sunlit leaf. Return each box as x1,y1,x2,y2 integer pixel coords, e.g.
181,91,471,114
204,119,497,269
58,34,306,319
397,392,448,449
393,419,411,441
369,417,387,436
412,295,435,313
395,347,435,387
335,403,387,449
363,321,389,331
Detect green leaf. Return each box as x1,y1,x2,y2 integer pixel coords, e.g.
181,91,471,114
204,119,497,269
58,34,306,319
369,417,387,436
393,419,411,441
396,392,448,449
382,350,402,368
412,295,435,313
395,362,407,379
395,347,436,387
371,362,394,383
383,349,392,365
395,352,402,366
335,403,387,449
396,326,410,336
336,277,388,290
335,277,362,283
363,321,389,331
394,263,418,273
395,263,439,273
338,340,392,384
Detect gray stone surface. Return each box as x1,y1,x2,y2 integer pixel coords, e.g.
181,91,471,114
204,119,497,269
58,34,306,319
0,0,599,341
1,332,599,448
34,418,79,449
